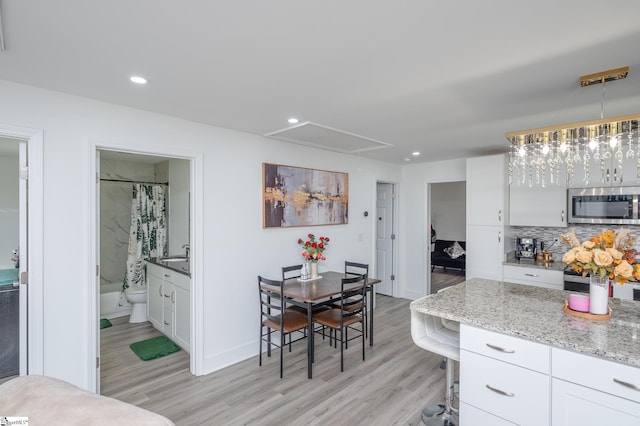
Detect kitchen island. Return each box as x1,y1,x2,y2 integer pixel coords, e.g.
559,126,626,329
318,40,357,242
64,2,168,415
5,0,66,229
410,278,640,425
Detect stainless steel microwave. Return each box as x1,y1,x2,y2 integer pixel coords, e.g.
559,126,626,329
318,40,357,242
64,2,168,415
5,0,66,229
568,186,640,225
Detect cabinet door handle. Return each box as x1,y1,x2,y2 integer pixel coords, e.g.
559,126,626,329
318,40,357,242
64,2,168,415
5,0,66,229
524,273,539,277
159,285,163,297
613,378,640,391
486,384,515,397
498,231,501,243
164,320,170,326
606,168,610,182
164,274,171,278
486,343,515,353
614,167,619,183
498,209,502,223
561,209,565,223
164,293,170,298
171,291,176,303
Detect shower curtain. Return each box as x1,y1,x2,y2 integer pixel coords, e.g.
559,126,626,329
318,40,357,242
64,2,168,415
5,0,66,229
123,184,167,290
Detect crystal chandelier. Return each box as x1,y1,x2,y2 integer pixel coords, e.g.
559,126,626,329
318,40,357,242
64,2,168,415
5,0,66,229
506,67,639,188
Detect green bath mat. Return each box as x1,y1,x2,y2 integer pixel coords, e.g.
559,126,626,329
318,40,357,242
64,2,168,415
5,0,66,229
129,335,181,361
100,319,112,329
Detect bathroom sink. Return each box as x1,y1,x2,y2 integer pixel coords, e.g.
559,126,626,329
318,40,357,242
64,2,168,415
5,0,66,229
160,256,188,262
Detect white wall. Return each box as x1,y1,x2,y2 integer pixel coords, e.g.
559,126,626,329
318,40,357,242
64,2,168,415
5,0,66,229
399,159,466,300
0,80,402,389
430,181,466,241
0,153,18,270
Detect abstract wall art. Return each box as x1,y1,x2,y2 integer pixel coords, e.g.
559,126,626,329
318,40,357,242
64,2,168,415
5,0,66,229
263,163,348,228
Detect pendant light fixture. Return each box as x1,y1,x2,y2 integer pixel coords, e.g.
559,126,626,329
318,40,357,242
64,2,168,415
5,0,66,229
506,67,639,188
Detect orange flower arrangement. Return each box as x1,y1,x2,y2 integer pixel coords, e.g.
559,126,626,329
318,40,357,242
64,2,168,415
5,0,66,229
561,228,639,283
297,234,329,261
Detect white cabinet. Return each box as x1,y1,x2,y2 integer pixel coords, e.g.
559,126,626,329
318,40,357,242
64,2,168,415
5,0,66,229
460,325,551,426
502,265,563,290
466,226,505,281
147,264,164,329
570,152,639,188
466,154,512,281
146,262,191,352
509,183,567,227
467,154,507,226
171,273,191,351
552,348,640,425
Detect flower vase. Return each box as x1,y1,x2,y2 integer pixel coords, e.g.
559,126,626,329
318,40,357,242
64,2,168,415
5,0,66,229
310,260,319,279
589,275,609,315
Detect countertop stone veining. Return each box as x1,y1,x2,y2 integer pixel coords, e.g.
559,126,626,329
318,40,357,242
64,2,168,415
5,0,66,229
410,278,640,368
146,257,191,277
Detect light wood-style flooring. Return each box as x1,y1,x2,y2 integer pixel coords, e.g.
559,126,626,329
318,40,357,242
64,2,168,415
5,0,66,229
100,295,448,425
430,269,465,294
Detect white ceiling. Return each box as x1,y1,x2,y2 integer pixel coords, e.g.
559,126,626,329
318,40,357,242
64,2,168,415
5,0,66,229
1,1,640,164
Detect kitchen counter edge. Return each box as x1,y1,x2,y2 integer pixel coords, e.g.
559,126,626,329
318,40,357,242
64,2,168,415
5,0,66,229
411,278,640,368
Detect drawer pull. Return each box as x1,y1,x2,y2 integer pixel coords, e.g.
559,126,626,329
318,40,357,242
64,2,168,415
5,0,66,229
613,378,640,391
486,343,515,353
524,273,539,277
486,384,515,397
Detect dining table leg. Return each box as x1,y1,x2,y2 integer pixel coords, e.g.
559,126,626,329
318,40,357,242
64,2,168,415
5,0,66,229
307,302,313,379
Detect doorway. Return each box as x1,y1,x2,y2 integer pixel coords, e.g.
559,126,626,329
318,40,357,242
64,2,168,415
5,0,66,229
90,143,202,393
0,126,44,379
429,181,466,294
375,182,397,297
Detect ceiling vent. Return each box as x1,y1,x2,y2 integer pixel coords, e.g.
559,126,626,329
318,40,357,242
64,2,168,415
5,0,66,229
264,121,393,153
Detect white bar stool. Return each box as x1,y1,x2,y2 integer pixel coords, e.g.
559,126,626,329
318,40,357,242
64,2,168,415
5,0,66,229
411,309,460,426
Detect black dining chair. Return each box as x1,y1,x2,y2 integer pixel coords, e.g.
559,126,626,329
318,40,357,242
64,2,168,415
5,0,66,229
258,275,308,378
312,274,367,372
282,265,330,339
330,261,370,340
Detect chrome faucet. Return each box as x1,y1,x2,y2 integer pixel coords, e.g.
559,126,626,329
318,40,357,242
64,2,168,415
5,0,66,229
182,244,190,260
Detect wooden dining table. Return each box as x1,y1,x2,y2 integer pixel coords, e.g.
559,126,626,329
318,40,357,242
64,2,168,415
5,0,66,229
281,270,381,379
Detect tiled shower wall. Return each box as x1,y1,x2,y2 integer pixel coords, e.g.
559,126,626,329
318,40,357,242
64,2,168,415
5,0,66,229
100,158,168,286
512,225,640,260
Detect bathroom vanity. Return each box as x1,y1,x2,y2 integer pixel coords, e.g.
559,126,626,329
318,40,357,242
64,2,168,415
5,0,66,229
410,278,640,425
146,259,191,352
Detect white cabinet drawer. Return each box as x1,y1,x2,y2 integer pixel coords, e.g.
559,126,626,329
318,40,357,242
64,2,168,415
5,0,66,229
461,350,550,426
552,348,640,404
461,324,550,373
173,271,190,290
552,378,640,425
503,265,563,289
460,402,517,425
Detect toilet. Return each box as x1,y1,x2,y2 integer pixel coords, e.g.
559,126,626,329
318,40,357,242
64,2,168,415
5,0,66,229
124,286,148,323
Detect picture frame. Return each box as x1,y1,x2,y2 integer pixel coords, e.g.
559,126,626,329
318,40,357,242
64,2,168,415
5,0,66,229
262,163,348,228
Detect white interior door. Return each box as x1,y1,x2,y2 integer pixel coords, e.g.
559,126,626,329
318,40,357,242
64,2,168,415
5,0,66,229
376,183,394,296
18,141,28,375
95,150,101,390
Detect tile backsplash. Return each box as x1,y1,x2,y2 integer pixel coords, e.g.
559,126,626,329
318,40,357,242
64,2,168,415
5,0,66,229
512,225,640,259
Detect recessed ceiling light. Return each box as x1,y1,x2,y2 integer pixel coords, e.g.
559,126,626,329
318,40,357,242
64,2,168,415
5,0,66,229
288,117,299,124
403,157,411,162
412,151,421,156
130,76,148,85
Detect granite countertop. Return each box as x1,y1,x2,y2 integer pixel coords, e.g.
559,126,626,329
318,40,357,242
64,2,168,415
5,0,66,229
503,252,566,271
146,257,191,277
410,278,640,368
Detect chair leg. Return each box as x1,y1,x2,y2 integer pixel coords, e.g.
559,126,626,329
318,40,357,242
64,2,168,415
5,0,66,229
340,328,344,372
267,329,272,357
259,325,263,366
280,332,285,378
361,320,365,361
